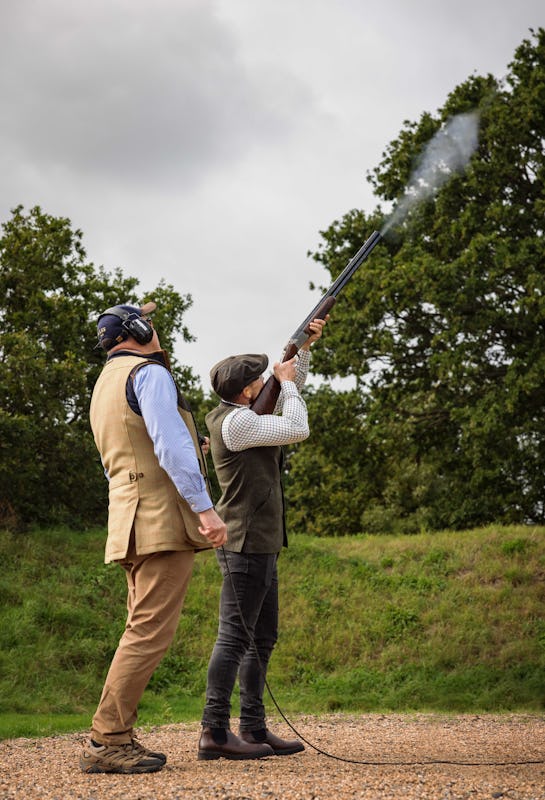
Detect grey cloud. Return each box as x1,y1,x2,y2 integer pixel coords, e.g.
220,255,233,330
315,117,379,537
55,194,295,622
0,0,320,187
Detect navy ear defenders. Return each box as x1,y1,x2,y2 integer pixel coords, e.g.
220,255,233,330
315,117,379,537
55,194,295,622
100,306,154,345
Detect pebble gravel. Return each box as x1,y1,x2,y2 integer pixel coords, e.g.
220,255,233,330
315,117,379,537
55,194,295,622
1,713,545,799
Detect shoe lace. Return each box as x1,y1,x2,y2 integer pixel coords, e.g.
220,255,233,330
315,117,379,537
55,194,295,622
97,741,151,767
130,739,147,755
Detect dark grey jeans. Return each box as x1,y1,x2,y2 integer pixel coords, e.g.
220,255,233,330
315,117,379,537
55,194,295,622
201,550,279,731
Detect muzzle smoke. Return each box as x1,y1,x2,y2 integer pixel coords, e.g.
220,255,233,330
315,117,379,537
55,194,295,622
381,110,480,235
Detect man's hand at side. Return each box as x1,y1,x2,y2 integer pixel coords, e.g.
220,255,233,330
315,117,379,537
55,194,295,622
199,508,228,547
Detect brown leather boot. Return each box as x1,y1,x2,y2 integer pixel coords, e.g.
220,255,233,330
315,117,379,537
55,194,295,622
240,728,305,756
198,727,274,761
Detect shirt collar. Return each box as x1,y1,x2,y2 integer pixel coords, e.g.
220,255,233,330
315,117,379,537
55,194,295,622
107,349,168,367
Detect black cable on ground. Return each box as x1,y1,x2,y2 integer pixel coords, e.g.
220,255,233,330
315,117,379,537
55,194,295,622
220,546,545,767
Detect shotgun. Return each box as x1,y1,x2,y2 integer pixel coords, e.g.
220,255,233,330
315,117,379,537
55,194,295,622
251,230,382,415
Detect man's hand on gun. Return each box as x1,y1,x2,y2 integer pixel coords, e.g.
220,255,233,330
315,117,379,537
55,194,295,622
199,507,227,547
301,315,328,350
273,357,298,383
272,317,328,384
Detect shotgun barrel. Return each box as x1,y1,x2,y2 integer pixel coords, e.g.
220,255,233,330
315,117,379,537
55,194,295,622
251,230,382,415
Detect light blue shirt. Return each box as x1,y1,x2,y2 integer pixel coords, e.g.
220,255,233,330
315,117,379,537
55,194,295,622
132,364,212,514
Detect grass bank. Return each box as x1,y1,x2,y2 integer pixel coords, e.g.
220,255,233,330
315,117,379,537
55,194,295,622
1,525,544,739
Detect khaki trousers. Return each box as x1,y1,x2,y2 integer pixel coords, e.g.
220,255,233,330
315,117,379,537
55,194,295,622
91,541,195,745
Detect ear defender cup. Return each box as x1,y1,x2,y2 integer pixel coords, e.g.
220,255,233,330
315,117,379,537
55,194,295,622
98,306,154,346
122,314,154,344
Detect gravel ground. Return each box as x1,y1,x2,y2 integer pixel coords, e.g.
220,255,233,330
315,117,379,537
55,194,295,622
1,714,545,800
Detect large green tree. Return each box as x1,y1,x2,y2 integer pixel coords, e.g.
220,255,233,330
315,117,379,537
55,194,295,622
286,28,545,533
0,205,197,529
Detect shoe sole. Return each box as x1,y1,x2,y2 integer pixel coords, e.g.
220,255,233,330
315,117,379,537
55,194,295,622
271,745,305,756
197,749,272,761
80,761,164,774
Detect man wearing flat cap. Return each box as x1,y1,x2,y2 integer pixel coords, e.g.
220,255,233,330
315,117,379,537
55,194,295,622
81,301,227,775
198,317,327,761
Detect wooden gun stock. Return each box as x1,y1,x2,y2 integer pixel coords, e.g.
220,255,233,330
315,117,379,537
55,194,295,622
250,231,382,416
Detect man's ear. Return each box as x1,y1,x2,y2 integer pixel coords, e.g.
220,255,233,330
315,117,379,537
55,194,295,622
241,385,252,400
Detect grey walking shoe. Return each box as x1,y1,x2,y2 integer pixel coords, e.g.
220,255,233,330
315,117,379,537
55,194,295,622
79,739,165,774
131,737,167,765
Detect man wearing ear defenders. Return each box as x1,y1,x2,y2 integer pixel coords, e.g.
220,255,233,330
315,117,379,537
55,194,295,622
197,317,326,761
80,301,227,775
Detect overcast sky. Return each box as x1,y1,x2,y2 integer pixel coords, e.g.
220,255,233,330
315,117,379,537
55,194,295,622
1,1,543,389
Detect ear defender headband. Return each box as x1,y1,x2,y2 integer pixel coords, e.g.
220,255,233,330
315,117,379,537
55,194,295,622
99,306,154,346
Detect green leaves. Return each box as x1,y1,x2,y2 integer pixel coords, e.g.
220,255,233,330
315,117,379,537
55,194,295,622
290,28,545,532
0,205,198,529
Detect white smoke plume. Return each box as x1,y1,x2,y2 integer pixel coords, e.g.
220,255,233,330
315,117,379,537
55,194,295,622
382,110,480,235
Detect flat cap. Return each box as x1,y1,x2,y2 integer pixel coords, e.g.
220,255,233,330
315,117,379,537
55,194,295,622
210,353,269,399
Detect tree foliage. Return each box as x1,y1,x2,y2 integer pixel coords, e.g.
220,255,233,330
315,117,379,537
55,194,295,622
0,205,198,529
286,28,545,533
